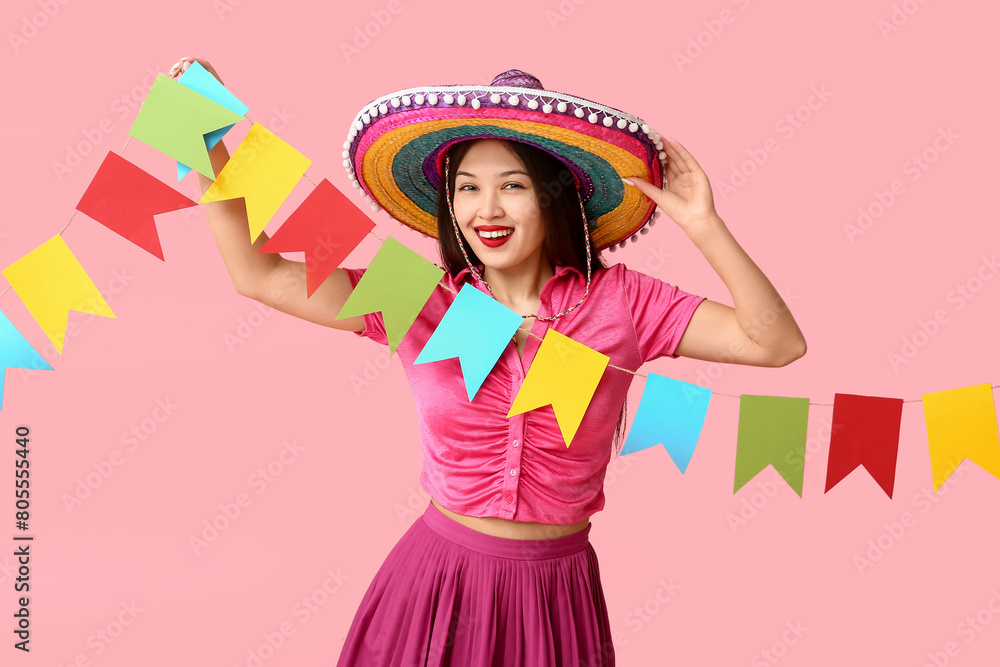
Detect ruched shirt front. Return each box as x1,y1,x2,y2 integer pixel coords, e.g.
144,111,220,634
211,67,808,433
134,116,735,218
344,261,705,525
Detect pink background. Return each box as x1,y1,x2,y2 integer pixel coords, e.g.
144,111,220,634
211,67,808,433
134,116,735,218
3,0,998,664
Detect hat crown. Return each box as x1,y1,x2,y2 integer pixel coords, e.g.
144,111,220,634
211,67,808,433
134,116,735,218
490,69,544,90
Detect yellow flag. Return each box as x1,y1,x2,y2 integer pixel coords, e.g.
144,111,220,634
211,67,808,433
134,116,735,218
507,329,609,447
1,236,115,354
922,383,1000,490
199,123,311,242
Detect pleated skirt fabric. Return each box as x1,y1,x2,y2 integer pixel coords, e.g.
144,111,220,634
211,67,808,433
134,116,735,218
335,501,615,666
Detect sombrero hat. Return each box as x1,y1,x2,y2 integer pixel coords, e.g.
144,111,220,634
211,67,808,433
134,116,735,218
341,69,668,252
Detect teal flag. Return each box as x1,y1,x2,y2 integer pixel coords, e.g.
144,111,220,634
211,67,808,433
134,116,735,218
175,60,249,180
414,283,522,401
620,373,711,472
0,310,53,410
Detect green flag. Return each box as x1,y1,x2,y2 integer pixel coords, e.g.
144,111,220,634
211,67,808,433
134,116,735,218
734,394,810,497
128,73,246,179
337,236,444,355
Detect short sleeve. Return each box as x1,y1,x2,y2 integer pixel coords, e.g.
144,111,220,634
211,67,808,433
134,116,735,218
342,268,389,346
621,265,706,361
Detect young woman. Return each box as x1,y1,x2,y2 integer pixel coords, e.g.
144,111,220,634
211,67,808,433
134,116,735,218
169,58,806,666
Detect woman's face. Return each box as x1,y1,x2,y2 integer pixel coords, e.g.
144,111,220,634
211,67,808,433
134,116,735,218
452,139,547,275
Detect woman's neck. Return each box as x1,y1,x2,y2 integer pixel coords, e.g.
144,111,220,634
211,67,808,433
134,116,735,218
482,258,555,308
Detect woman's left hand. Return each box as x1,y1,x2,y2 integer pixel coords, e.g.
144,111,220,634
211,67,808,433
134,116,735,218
625,138,719,233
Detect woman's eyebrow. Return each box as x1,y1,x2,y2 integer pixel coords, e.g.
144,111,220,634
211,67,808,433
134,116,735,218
455,169,529,178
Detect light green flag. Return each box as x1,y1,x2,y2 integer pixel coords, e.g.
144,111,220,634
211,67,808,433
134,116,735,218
128,74,246,179
733,394,810,497
337,236,444,355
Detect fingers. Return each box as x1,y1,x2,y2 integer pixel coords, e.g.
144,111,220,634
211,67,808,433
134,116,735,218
665,138,704,175
665,151,681,182
623,176,663,206
168,57,193,78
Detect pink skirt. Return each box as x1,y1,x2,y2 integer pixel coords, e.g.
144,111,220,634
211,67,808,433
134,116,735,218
335,501,615,666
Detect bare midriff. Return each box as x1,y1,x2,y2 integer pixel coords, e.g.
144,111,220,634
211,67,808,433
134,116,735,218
431,498,590,540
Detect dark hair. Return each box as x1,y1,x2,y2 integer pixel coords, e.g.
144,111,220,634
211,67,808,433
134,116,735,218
434,138,628,457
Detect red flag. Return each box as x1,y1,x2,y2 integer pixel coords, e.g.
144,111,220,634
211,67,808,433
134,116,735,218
259,178,374,297
824,393,904,498
76,152,198,260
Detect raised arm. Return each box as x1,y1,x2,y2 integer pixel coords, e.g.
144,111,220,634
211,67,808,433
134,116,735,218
625,137,807,367
171,56,364,333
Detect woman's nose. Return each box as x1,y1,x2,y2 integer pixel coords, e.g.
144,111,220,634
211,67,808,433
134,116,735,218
477,191,503,219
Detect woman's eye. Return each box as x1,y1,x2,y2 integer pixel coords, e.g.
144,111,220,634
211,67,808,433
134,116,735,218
456,183,525,191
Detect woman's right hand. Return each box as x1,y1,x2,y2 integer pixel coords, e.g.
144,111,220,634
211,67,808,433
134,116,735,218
168,56,223,85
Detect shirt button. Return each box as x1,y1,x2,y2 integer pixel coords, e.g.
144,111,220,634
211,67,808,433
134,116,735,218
510,468,517,476
506,495,513,503
512,439,519,448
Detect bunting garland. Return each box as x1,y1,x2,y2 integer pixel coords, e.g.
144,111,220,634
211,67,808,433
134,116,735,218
1,60,998,500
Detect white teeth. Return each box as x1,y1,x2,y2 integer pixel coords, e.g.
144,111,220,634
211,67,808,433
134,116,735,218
478,229,513,239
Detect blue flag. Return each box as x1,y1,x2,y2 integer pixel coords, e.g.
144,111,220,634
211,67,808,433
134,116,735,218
0,311,53,410
621,373,711,472
175,60,248,180
414,283,522,401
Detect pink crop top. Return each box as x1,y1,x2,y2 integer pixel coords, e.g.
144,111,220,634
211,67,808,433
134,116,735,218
343,261,705,525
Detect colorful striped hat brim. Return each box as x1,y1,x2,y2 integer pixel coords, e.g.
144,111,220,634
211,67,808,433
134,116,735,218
342,71,669,252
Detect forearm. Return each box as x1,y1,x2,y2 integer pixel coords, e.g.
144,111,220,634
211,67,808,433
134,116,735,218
198,141,281,296
685,214,805,357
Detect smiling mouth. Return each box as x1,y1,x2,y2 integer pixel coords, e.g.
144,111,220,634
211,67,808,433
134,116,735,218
476,228,513,239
